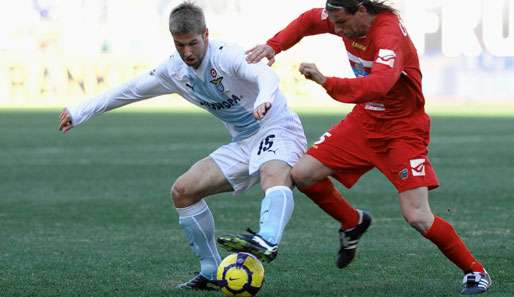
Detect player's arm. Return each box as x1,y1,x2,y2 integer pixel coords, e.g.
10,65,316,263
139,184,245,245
246,8,334,65
60,64,175,132
305,31,405,104
221,46,280,120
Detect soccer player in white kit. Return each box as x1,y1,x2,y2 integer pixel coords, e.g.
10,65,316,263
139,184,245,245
58,1,306,291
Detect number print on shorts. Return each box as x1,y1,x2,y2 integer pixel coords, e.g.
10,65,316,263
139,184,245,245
313,132,332,146
257,134,276,155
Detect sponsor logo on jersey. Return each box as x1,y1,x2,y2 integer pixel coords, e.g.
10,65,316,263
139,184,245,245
352,62,369,77
410,159,426,176
351,41,367,51
376,49,396,68
199,94,241,111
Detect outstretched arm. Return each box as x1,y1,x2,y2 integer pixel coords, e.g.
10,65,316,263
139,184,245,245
246,8,334,65
61,66,174,131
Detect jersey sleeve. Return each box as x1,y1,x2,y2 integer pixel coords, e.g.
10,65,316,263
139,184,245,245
219,45,280,109
322,22,406,104
67,61,176,126
266,8,335,54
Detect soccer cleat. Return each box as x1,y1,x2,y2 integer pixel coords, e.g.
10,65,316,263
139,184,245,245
217,228,278,262
461,271,492,295
336,209,372,269
176,273,219,291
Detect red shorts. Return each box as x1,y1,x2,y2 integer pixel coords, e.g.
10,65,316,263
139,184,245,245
308,112,439,193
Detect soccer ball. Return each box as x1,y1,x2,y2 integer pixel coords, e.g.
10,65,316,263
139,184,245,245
216,252,265,297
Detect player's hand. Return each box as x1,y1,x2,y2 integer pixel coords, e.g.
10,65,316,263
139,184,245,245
299,63,327,85
59,108,73,133
246,44,276,66
253,102,272,120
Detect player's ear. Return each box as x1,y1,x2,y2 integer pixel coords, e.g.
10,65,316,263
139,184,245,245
357,3,367,15
203,28,209,41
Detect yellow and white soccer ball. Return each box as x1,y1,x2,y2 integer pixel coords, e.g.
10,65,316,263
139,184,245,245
216,252,265,297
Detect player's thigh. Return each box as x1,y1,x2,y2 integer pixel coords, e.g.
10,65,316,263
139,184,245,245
290,154,336,188
172,156,233,207
249,115,307,185
376,137,439,193
305,118,374,189
210,142,257,194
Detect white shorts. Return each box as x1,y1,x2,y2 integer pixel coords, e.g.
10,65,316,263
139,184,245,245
210,113,307,194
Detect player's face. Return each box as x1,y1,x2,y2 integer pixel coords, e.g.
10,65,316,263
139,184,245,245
327,7,370,38
172,30,208,69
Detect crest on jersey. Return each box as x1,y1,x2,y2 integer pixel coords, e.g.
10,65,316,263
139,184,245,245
210,76,225,92
376,49,396,68
399,168,409,180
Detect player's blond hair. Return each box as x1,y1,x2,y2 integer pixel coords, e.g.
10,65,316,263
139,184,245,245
169,1,206,35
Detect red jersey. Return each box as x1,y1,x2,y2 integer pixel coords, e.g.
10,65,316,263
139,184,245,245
267,8,426,123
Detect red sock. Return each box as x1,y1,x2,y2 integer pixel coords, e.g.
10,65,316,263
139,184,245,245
424,216,485,273
299,178,359,229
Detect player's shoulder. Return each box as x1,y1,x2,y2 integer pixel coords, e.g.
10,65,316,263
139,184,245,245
210,40,245,58
371,12,408,38
154,53,188,81
166,52,187,70
210,40,246,67
305,7,326,18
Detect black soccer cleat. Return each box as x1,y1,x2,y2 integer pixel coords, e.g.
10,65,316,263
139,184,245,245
217,228,278,262
461,271,492,295
336,209,372,269
176,273,219,291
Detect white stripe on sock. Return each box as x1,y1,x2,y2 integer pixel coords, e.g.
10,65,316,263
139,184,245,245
192,216,221,266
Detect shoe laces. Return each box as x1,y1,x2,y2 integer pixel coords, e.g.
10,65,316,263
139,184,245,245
245,228,277,250
463,272,483,285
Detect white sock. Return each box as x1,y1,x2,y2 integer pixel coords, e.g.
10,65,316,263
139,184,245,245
258,186,294,245
176,200,221,280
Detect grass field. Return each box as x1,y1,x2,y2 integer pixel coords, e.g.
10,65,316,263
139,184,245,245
1,110,513,297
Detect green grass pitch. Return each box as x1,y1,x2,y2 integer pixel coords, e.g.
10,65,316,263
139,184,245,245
1,110,513,297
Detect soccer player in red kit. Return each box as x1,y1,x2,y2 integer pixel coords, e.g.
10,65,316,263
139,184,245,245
243,0,491,294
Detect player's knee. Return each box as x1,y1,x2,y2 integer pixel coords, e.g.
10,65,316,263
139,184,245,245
171,180,191,207
290,166,313,189
260,167,291,188
402,211,432,233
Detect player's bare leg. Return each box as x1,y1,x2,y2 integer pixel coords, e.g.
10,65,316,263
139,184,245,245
399,187,491,294
217,160,294,262
291,154,371,268
172,157,233,290
172,156,233,208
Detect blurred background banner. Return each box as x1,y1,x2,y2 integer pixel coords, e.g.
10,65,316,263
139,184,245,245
0,0,513,109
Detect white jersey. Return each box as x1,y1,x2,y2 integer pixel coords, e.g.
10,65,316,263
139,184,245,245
68,40,295,142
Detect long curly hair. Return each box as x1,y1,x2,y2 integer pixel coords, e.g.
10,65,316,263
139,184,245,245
326,0,398,15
